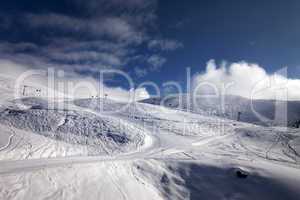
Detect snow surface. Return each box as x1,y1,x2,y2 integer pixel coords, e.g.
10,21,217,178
0,76,300,199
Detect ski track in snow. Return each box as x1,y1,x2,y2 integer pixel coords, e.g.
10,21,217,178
0,134,14,151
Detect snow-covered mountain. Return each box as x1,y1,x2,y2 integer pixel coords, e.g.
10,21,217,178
141,94,300,127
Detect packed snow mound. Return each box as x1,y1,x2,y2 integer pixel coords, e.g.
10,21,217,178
0,98,146,155
141,95,300,127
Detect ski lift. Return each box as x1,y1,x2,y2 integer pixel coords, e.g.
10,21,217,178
22,85,28,96
237,111,242,121
294,120,300,128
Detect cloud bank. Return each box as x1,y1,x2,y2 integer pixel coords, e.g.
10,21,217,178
193,60,300,101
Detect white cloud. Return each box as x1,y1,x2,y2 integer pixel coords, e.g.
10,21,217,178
0,59,30,78
147,55,167,71
50,51,122,66
26,14,143,44
131,87,150,101
134,67,148,78
148,39,183,51
0,0,181,79
193,60,300,101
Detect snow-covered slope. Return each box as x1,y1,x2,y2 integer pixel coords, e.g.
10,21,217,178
141,94,300,127
0,76,300,200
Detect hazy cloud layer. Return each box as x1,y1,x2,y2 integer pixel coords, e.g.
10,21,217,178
148,39,183,51
0,59,150,101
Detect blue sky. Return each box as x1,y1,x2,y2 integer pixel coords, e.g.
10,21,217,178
0,0,300,95
156,0,300,81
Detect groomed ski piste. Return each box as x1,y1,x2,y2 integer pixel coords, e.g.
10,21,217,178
0,75,300,200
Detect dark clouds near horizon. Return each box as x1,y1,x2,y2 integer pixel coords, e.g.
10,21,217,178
0,0,182,77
